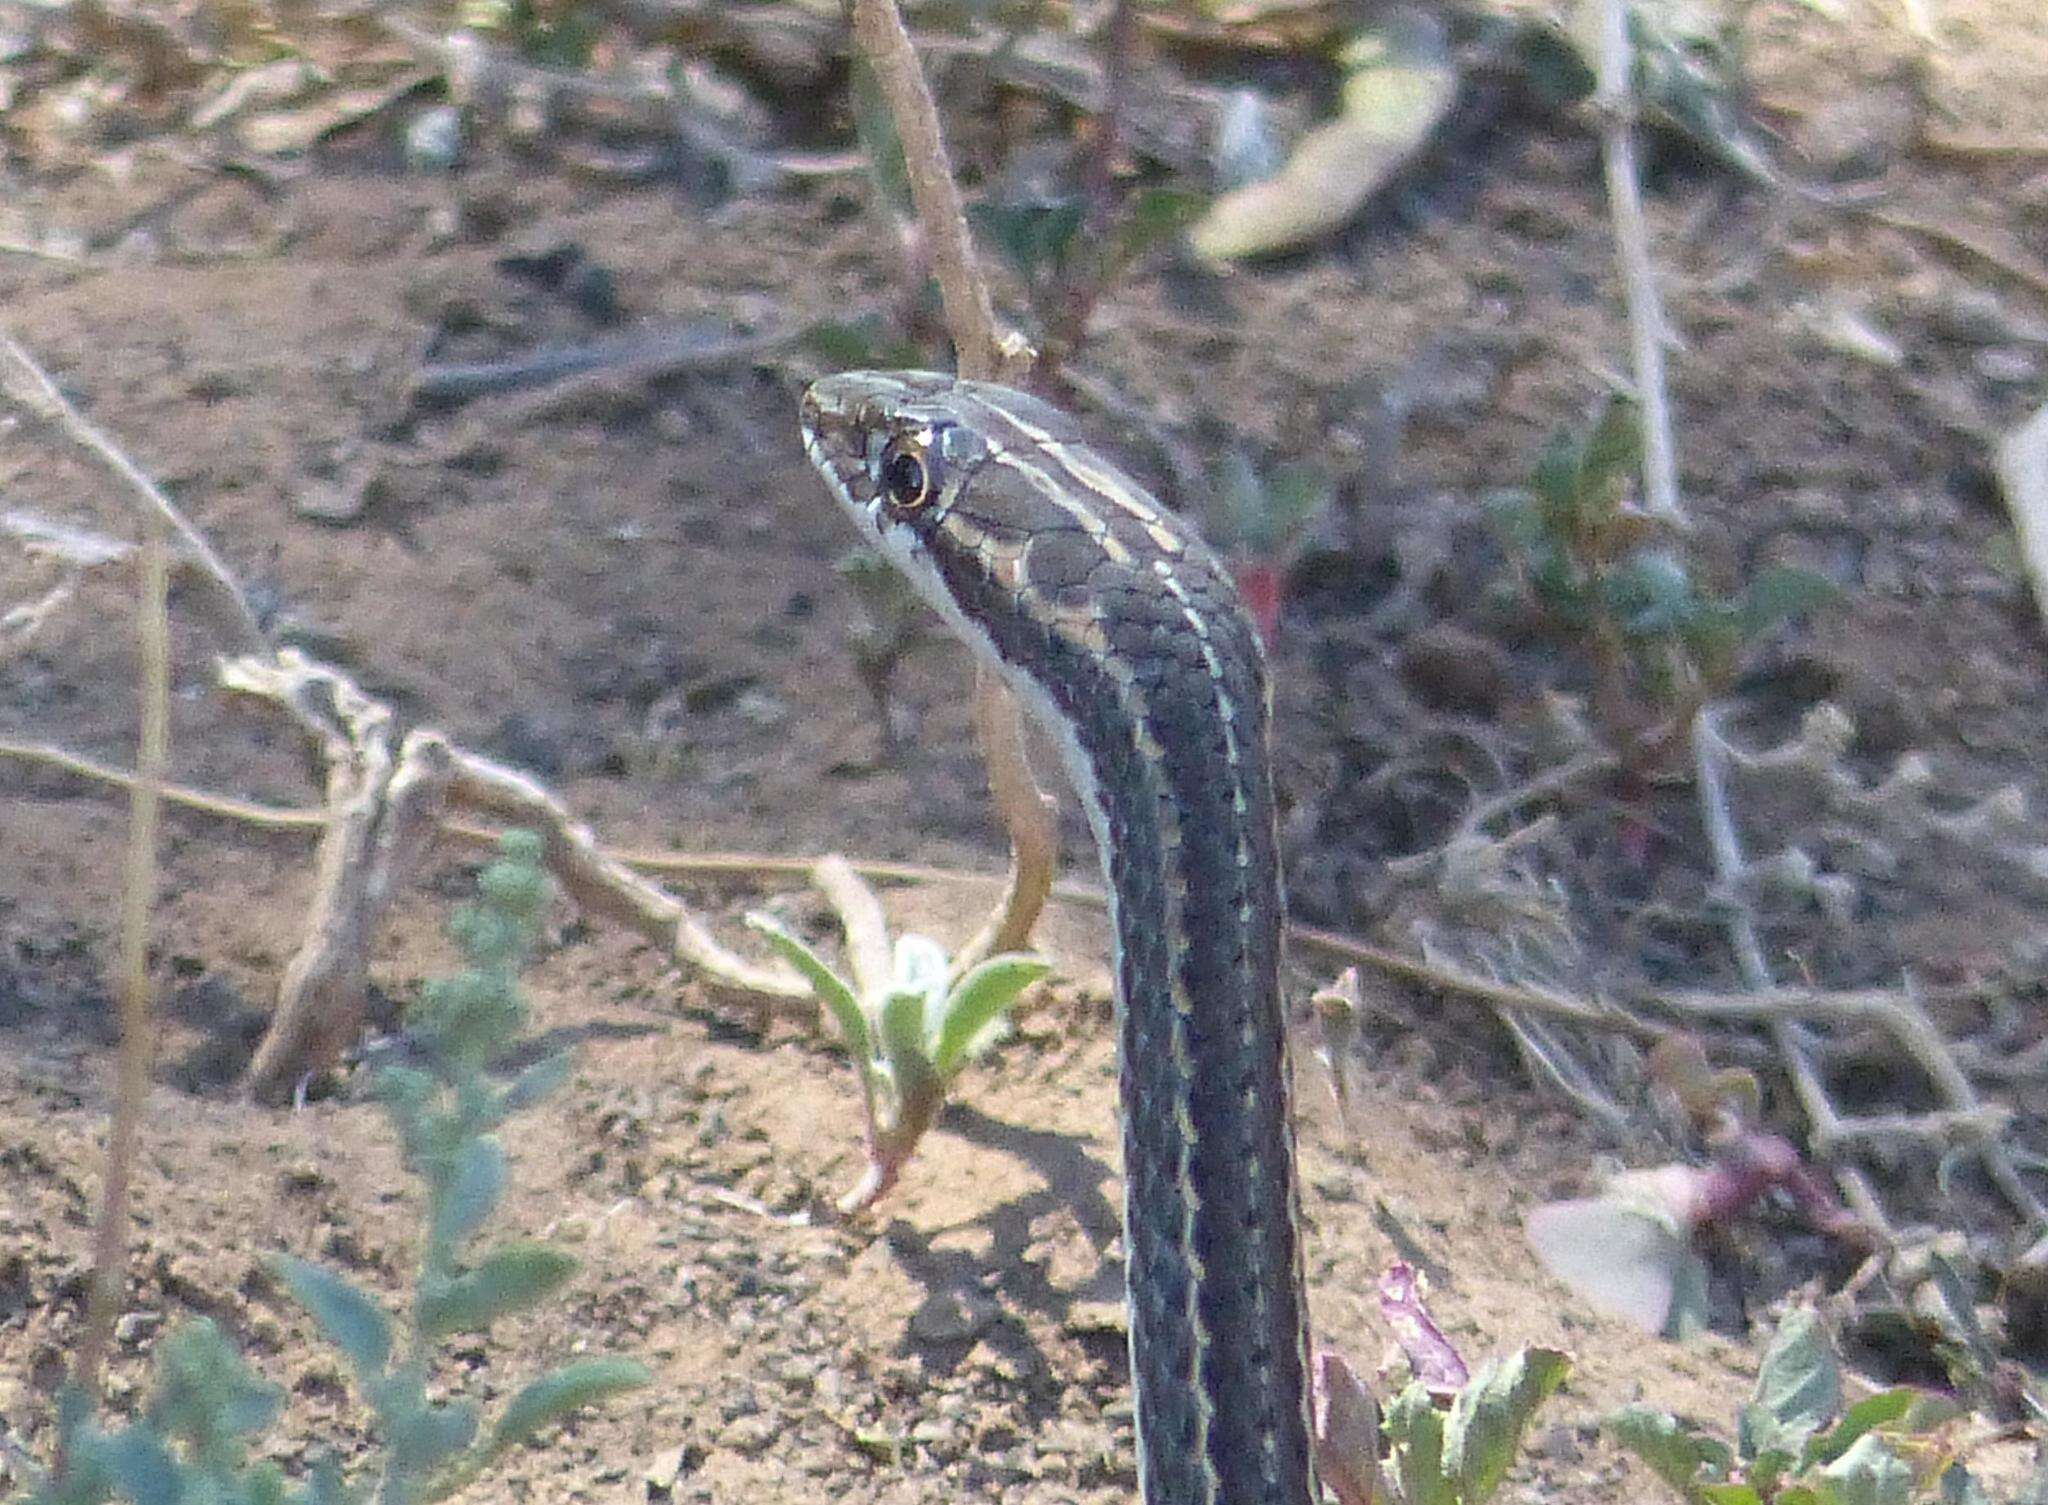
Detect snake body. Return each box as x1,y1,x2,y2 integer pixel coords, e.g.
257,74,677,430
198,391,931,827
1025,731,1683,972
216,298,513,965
800,371,1315,1505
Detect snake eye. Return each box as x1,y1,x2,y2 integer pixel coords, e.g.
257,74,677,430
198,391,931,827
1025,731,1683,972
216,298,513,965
878,442,935,510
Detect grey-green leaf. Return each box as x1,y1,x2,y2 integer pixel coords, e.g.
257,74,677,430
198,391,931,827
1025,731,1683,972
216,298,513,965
265,1254,392,1382
96,1427,182,1505
747,914,870,1063
299,1453,358,1505
1445,1347,1572,1502
431,1136,507,1254
417,1243,580,1337
1740,566,1836,636
1608,1404,1727,1493
933,955,1051,1078
1747,1307,1839,1447
1382,1380,1456,1505
390,1398,479,1473
1818,1433,1914,1505
496,1050,573,1119
489,1358,651,1453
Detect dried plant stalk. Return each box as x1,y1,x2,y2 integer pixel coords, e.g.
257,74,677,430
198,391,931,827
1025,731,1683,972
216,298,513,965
847,0,1057,957
71,526,169,1401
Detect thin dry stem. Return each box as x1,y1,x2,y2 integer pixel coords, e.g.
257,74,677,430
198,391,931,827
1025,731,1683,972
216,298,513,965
1592,0,1684,525
850,0,1003,382
71,527,169,1402
957,662,1060,970
0,331,266,649
848,0,1055,962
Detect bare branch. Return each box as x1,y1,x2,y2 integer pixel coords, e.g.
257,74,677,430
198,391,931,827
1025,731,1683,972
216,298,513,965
850,0,1007,382
846,0,1053,960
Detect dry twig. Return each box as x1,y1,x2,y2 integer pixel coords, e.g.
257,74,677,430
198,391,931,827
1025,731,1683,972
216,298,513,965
220,650,814,1097
846,0,1058,963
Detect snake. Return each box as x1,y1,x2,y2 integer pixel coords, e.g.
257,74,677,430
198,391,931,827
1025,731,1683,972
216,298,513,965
799,370,1316,1505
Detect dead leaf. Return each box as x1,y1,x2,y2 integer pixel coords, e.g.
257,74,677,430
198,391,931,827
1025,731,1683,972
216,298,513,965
1189,11,1456,261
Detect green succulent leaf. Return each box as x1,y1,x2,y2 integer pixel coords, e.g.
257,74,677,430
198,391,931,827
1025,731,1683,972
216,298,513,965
495,1050,573,1121
747,914,870,1064
489,1359,652,1454
932,955,1052,1078
388,1397,479,1474
848,58,911,217
891,932,951,1044
417,1243,580,1338
1580,393,1643,498
1818,1433,1914,1505
265,1255,393,1383
1445,1347,1571,1502
970,198,1087,283
1531,425,1583,528
1382,1380,1456,1505
1804,1387,1917,1469
1746,1444,1796,1495
1697,1485,1765,1505
1925,1251,1994,1365
1941,1462,1995,1505
1608,1404,1731,1492
1107,186,1208,277
1603,551,1697,637
149,1317,282,1445
1740,1307,1839,1458
878,987,930,1077
299,1454,359,1505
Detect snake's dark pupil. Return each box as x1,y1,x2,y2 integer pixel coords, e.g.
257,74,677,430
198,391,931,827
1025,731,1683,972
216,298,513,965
883,451,926,505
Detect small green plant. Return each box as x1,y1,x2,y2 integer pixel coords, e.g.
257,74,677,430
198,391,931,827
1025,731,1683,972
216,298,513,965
968,185,1204,364
1206,448,1334,647
1488,394,1833,759
1317,1263,1570,1505
16,833,647,1505
1377,1348,1573,1505
1610,1306,1995,1504
748,903,1048,1212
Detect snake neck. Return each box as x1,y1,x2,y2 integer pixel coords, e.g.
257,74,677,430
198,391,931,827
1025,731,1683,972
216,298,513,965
1019,626,1316,1505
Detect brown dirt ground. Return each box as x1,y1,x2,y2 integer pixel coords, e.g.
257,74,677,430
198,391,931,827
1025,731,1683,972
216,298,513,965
3,1,2048,1501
